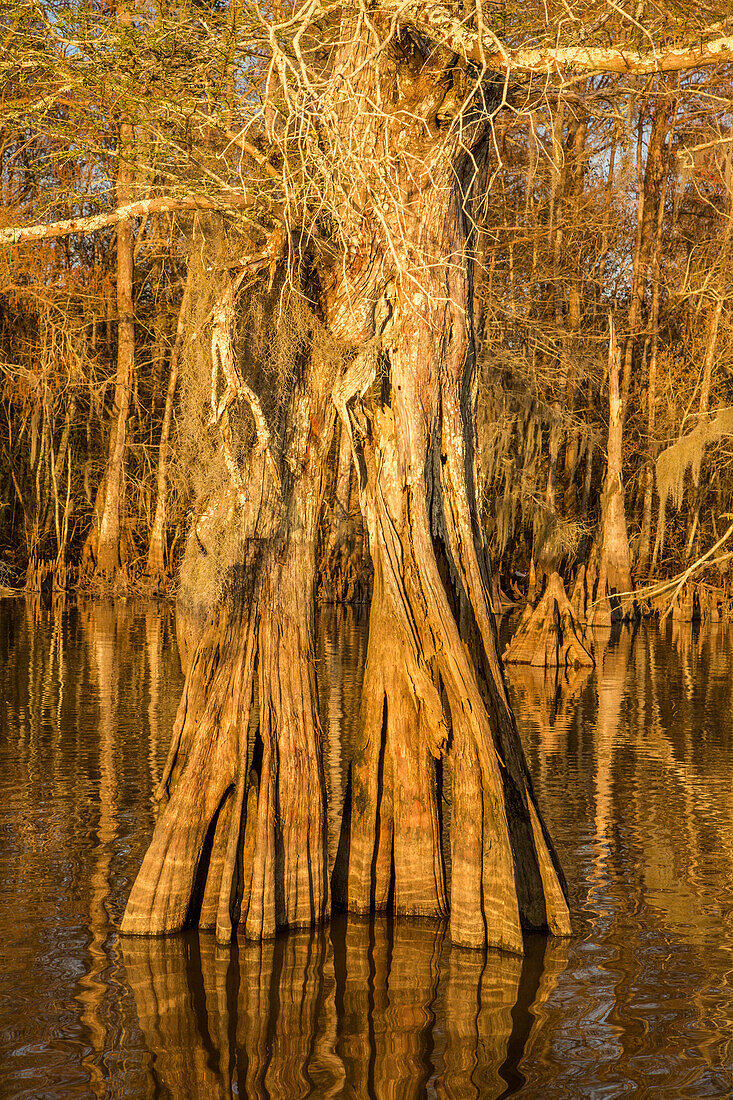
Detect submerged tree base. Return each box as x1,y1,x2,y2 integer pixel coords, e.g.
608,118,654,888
504,573,594,669
121,536,329,944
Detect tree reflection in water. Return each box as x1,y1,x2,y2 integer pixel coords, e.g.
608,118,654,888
121,916,568,1099
9,601,733,1097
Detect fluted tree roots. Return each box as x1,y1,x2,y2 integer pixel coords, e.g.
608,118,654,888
504,572,594,669
121,539,329,944
334,204,572,951
122,265,336,945
122,13,572,956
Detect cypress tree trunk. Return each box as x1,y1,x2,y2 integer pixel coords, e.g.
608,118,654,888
636,128,676,578
336,132,570,951
123,275,336,942
97,119,135,578
122,455,332,942
590,315,634,626
147,268,191,580
124,15,571,951
621,85,677,411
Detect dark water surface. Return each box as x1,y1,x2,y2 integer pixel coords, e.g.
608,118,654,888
2,600,733,1098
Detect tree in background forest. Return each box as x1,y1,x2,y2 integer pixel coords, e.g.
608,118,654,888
3,2,733,948
475,47,733,640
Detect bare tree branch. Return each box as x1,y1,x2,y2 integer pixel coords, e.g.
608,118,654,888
0,192,283,246
393,4,733,77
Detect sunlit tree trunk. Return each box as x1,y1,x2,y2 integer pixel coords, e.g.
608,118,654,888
335,108,570,950
561,109,588,493
621,85,677,411
97,118,135,577
590,315,634,625
124,12,570,952
123,271,336,942
546,100,587,513
146,267,192,580
123,466,331,941
637,338,659,577
636,251,665,576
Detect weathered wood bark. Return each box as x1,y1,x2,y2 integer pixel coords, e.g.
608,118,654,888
621,87,677,412
122,276,335,943
636,288,661,576
590,315,634,626
636,103,676,577
80,475,107,575
333,75,570,950
671,581,699,623
123,502,329,943
546,100,587,515
619,89,676,580
126,12,569,953
331,423,352,547
319,421,370,604
504,572,593,668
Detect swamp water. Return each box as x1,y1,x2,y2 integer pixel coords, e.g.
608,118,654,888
2,599,733,1098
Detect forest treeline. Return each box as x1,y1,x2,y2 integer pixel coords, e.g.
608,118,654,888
2,3,732,607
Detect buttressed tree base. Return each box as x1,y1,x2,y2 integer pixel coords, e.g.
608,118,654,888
119,5,580,953
4,2,733,954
